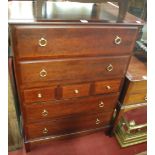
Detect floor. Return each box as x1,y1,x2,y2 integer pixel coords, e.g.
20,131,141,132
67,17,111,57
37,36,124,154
9,132,147,155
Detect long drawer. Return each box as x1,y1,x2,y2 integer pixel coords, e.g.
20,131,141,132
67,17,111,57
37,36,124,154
12,25,138,59
24,93,118,123
19,56,129,85
25,111,113,139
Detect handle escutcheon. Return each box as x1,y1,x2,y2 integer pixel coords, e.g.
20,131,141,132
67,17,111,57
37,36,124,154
40,69,47,78
96,118,100,125
43,128,48,134
106,64,113,72
114,36,122,45
99,101,104,108
42,109,48,117
39,37,47,47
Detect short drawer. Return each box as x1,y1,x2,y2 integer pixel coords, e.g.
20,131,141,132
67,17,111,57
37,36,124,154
95,79,122,95
62,83,90,99
12,25,138,59
23,87,56,103
25,111,113,139
126,80,147,94
19,56,129,85
123,93,147,105
24,94,118,123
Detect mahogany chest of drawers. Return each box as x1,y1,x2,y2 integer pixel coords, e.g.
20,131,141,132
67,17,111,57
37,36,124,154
9,1,143,152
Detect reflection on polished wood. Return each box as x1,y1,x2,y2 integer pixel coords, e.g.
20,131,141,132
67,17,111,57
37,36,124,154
8,0,143,24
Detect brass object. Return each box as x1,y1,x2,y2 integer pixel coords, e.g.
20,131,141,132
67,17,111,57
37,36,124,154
43,128,48,134
106,64,113,72
129,120,136,126
42,109,48,117
114,117,147,147
39,37,47,47
96,118,100,124
114,36,122,45
37,93,42,98
74,89,79,94
144,96,147,101
40,69,47,77
99,101,104,108
106,85,111,90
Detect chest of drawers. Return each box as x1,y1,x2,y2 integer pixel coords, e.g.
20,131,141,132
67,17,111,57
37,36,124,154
9,1,143,152
113,55,147,147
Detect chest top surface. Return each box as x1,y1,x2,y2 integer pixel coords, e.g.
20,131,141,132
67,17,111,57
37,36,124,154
8,0,143,25
126,56,147,82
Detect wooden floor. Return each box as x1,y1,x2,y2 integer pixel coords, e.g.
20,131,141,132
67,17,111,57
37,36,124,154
8,131,147,155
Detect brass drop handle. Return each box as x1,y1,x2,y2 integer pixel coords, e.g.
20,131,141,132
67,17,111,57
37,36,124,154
114,36,122,45
96,118,100,125
43,128,48,134
39,37,47,47
106,86,111,90
99,101,104,108
37,93,42,98
40,69,47,77
74,89,79,94
42,109,48,117
106,64,113,72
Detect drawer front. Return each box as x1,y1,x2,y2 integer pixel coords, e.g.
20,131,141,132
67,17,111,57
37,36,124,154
126,80,147,94
95,79,122,95
123,93,147,105
19,56,129,85
26,111,113,139
13,25,138,59
62,83,90,99
24,94,118,123
23,87,56,103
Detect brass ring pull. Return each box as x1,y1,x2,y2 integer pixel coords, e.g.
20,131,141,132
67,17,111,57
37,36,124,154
39,37,47,47
99,101,104,108
74,89,79,94
43,128,48,134
37,93,42,98
114,36,122,45
144,96,147,101
96,118,100,125
40,69,47,77
106,64,113,72
106,86,111,90
42,109,48,117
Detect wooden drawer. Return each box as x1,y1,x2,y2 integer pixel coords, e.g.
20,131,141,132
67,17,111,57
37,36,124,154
95,79,121,95
24,94,118,123
25,111,113,139
23,87,56,103
125,80,147,94
12,25,138,59
62,83,90,99
19,56,129,85
123,93,147,105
